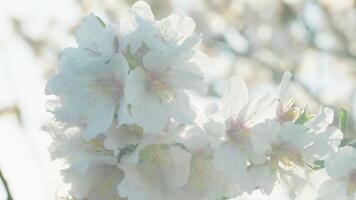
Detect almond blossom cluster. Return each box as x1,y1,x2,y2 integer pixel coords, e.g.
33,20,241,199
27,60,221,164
45,1,353,200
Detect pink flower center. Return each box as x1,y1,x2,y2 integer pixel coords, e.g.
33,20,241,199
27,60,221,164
225,118,250,145
89,75,124,101
146,70,175,102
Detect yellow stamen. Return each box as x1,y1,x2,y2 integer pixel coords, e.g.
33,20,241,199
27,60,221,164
139,145,171,175
188,154,214,189
89,137,105,151
271,143,304,167
147,72,176,102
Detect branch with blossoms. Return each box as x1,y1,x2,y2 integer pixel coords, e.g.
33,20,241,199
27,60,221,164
45,1,354,200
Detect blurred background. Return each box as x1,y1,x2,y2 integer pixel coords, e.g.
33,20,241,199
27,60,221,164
0,0,355,199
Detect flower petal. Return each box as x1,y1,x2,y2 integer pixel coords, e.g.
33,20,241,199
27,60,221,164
222,75,249,117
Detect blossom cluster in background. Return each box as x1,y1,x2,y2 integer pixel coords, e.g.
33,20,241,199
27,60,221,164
44,1,356,200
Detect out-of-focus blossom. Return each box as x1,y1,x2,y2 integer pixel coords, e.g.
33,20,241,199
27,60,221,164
46,124,124,200
318,146,356,200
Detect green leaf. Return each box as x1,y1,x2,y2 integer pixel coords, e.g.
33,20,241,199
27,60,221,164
306,160,324,171
295,105,314,125
338,108,348,133
171,142,188,151
117,144,138,163
125,45,142,70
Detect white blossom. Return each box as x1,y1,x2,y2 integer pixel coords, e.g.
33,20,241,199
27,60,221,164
46,14,129,140
44,1,349,200
275,71,301,122
46,124,124,200
104,121,191,200
120,1,207,133
180,126,230,199
318,146,356,200
203,75,274,195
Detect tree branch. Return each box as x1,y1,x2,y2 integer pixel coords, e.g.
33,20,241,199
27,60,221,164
0,168,13,200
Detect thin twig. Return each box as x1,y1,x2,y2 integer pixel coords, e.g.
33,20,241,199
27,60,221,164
0,168,13,200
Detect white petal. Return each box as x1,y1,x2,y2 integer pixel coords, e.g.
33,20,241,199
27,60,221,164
251,120,280,154
117,166,147,200
82,99,116,140
214,142,248,183
249,165,277,195
111,52,129,80
169,69,206,93
183,126,210,151
125,68,147,105
278,71,292,105
117,96,133,126
305,126,343,162
166,91,196,124
46,70,82,95
157,12,195,41
279,122,311,149
75,14,116,57
317,179,349,200
104,124,141,155
169,146,191,187
245,145,267,165
325,146,356,178
247,92,276,123
306,107,334,132
130,95,169,133
142,50,167,72
131,1,155,21
222,75,249,117
179,34,201,50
